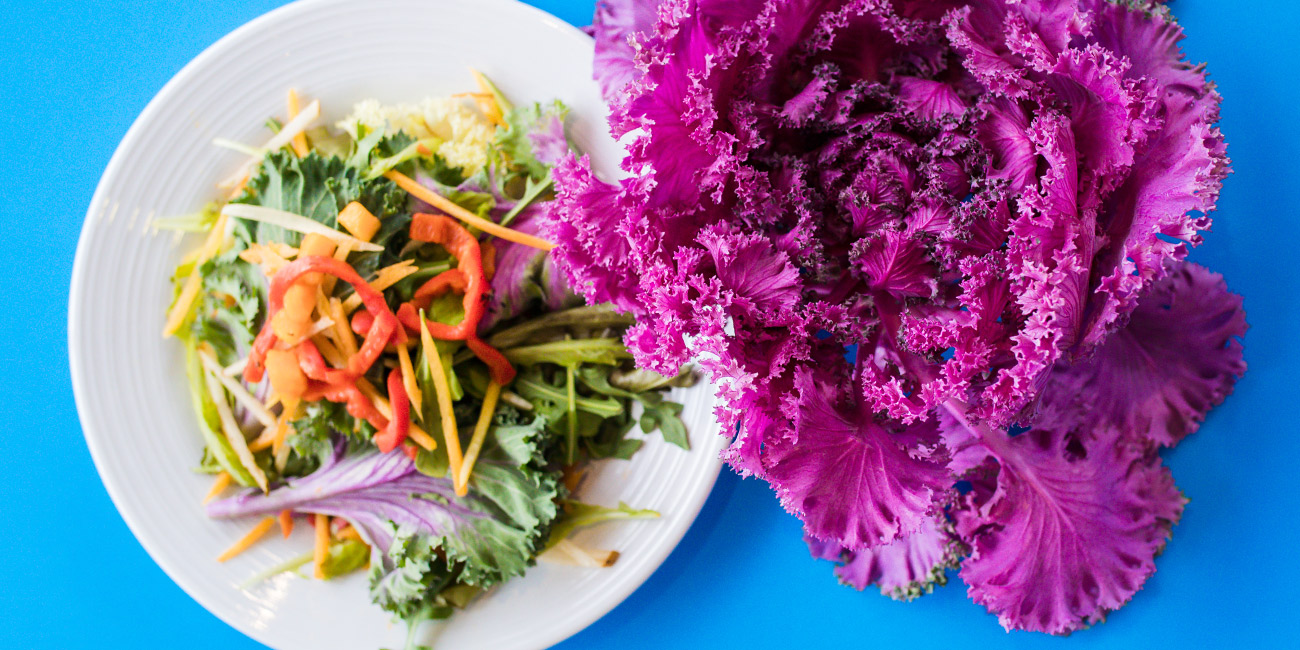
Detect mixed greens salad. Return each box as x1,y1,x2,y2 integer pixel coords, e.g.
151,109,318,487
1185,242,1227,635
158,76,694,648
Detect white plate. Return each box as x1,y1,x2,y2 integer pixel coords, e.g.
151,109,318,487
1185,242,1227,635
67,1,725,648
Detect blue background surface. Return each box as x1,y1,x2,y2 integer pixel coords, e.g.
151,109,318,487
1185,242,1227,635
3,0,1297,647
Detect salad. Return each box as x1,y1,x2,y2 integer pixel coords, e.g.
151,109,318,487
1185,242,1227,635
158,75,695,648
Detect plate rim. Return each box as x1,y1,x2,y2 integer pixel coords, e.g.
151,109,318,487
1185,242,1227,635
67,1,725,648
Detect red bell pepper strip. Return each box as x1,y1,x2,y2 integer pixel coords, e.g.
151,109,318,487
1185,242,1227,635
402,443,420,461
292,317,396,387
245,255,399,383
404,214,486,340
350,309,375,338
466,337,516,386
395,269,472,336
301,378,388,432
373,369,410,453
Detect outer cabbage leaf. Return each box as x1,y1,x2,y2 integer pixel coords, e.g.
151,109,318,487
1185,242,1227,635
806,515,963,601
944,419,1185,635
1039,261,1246,447
764,367,950,549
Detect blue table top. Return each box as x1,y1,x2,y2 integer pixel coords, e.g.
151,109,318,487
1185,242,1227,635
4,1,1297,648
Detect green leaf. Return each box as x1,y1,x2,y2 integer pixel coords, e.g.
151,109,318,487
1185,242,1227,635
181,337,255,487
484,304,633,350
503,338,631,369
321,539,371,579
514,371,623,418
233,150,407,246
640,401,690,450
496,100,569,182
497,174,553,228
545,501,659,549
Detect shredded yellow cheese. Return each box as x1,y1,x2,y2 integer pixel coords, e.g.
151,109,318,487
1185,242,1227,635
421,314,465,495
203,472,232,505
458,381,501,489
217,516,276,563
384,171,554,251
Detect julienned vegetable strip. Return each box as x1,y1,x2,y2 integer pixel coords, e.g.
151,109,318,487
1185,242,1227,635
312,514,330,579
420,312,465,496
373,369,411,453
384,170,554,251
286,89,309,157
278,509,294,539
458,381,501,488
217,516,277,563
203,366,268,492
162,212,229,337
397,344,423,421
197,349,275,427
221,204,384,252
203,472,232,505
217,98,320,189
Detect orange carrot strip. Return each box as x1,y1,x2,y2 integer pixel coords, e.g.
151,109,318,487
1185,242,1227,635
217,516,276,563
203,471,232,504
312,514,330,579
384,170,553,251
277,510,294,539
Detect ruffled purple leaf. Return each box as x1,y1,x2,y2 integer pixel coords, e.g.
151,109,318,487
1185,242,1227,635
945,420,1185,635
765,367,950,549
1039,261,1247,447
807,515,964,601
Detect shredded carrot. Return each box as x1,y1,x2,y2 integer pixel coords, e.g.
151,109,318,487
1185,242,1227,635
163,212,229,336
277,510,294,539
341,260,417,314
240,243,294,275
203,471,232,504
470,70,507,128
217,516,277,563
458,381,501,488
397,344,423,421
384,171,554,251
421,314,465,495
272,405,296,456
248,424,277,452
337,525,364,544
313,514,330,579
287,89,310,157
329,298,359,360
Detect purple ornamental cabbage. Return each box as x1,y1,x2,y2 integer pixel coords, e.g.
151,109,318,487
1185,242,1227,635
549,0,1246,634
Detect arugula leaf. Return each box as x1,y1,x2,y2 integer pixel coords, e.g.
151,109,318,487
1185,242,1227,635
503,338,631,368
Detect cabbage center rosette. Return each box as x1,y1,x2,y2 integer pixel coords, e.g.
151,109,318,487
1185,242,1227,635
551,0,1247,635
